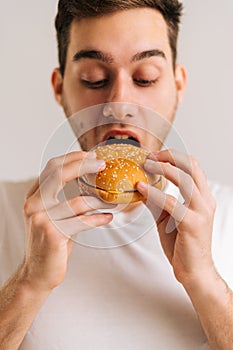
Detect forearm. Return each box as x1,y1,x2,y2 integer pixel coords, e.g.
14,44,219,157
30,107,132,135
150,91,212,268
184,269,233,350
0,264,50,350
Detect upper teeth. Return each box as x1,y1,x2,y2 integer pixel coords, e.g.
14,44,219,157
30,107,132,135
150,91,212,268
110,135,131,139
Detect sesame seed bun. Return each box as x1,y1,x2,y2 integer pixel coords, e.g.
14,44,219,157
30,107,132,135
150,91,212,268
79,144,164,204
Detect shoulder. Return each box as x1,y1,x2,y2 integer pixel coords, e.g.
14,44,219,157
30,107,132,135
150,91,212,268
0,177,35,235
0,177,35,215
0,178,36,286
0,177,35,202
208,179,233,203
208,179,233,225
208,180,233,288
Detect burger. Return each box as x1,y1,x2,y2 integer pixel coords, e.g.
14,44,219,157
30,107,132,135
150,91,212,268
79,143,164,204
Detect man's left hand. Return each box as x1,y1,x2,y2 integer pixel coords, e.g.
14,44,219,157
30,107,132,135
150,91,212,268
137,149,216,287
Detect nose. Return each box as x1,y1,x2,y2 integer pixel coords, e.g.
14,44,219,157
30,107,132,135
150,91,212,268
103,102,139,121
103,72,138,121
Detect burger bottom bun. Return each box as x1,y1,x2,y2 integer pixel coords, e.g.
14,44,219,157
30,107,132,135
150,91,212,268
78,175,166,204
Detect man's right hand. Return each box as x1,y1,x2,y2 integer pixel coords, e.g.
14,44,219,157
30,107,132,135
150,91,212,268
22,151,113,292
0,151,114,349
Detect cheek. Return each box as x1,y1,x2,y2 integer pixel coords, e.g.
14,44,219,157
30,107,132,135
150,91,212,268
70,89,108,112
146,79,177,119
78,129,97,151
81,91,108,107
78,135,87,149
63,73,105,113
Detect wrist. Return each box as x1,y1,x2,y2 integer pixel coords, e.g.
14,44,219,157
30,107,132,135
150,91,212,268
17,261,54,296
18,279,51,307
183,266,229,303
1,263,51,316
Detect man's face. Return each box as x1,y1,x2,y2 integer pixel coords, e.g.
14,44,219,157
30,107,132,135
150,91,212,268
52,8,186,151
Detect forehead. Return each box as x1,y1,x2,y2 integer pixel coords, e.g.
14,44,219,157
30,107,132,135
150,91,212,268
67,8,172,64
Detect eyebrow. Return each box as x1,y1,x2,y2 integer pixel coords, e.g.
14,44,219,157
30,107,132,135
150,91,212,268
73,50,114,64
132,49,166,62
72,49,166,64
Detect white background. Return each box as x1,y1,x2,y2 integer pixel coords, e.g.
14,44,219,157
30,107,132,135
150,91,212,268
0,1,233,185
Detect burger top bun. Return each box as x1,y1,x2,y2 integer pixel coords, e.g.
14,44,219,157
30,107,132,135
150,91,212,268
79,143,164,204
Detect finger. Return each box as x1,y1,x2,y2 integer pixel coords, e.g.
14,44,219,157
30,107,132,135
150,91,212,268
149,150,210,197
137,181,188,224
39,158,105,208
39,151,96,186
26,151,96,199
47,196,116,220
26,178,40,199
54,212,113,238
27,158,105,215
144,159,202,209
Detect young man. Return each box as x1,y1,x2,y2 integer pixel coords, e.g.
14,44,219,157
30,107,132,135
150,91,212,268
0,1,233,349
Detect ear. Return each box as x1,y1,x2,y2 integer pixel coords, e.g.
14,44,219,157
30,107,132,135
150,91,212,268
51,68,63,106
175,64,187,104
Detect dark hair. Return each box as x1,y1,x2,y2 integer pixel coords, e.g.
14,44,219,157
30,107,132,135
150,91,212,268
55,0,183,76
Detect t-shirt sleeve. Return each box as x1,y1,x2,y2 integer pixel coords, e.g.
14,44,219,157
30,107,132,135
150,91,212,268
0,179,34,286
209,181,233,290
0,182,6,248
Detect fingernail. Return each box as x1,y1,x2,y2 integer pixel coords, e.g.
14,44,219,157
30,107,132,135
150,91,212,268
86,151,97,159
96,160,106,170
144,159,151,166
137,181,147,189
151,151,160,159
103,213,113,219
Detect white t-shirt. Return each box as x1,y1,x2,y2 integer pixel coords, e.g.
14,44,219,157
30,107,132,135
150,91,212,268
0,178,233,350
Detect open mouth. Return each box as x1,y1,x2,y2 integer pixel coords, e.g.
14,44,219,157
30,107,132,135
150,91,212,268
104,132,141,147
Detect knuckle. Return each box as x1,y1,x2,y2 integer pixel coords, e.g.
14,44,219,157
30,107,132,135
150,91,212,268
182,172,193,189
92,214,108,226
189,155,199,169
80,214,106,229
211,196,216,210
31,212,46,228
68,196,82,210
25,189,32,200
65,151,85,161
165,195,177,209
52,166,63,180
164,162,173,172
168,149,177,160
46,166,63,186
47,157,60,171
23,198,34,217
31,213,53,232
207,196,216,213
74,150,86,158
80,214,93,225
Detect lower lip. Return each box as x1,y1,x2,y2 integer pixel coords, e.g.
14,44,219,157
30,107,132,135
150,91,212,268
104,138,141,147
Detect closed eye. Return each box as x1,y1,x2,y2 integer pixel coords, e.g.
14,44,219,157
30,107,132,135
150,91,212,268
81,79,109,89
81,77,159,89
134,78,159,87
